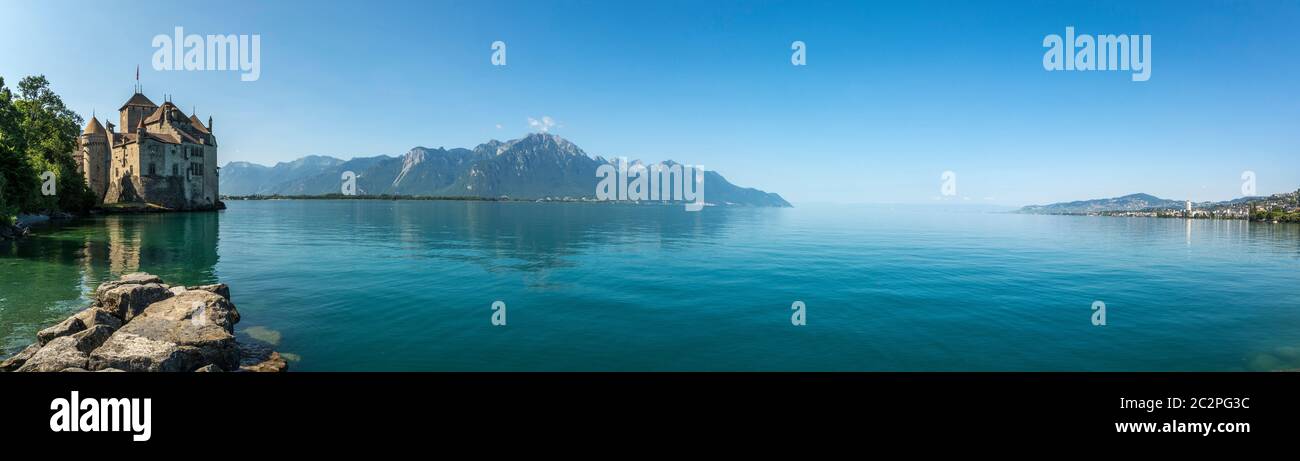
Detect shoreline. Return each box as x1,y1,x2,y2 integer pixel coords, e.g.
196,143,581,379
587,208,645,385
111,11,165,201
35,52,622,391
1,203,228,241
1013,211,1300,224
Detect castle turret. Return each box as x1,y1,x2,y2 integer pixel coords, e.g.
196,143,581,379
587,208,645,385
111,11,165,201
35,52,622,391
79,116,111,203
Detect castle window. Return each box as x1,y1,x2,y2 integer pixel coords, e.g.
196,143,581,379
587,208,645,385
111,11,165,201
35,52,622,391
148,163,156,176
173,164,179,176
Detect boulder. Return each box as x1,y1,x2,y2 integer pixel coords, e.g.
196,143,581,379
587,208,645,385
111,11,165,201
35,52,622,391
0,343,41,372
70,325,116,353
136,290,240,333
239,352,288,372
16,337,88,372
112,315,239,372
87,333,205,372
237,339,288,373
188,284,231,300
109,272,164,287
106,291,243,371
93,273,165,296
96,283,172,322
36,316,86,346
73,307,123,331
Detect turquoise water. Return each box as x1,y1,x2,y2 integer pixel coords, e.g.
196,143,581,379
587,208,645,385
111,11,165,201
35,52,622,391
3,200,1299,371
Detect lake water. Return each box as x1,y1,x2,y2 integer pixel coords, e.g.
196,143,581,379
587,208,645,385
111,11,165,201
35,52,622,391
2,200,1299,371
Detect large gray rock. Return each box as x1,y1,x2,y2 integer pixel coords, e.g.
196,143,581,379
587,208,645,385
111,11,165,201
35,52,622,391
112,316,239,371
71,325,116,353
93,273,164,296
136,290,240,333
0,343,41,372
16,337,88,372
87,333,205,372
36,316,86,346
73,307,123,331
96,283,173,322
106,291,243,371
187,283,231,300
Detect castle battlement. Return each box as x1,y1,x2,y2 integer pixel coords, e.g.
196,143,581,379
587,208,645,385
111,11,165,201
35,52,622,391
76,91,219,210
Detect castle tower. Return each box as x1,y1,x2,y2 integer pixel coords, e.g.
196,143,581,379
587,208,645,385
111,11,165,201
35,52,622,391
118,91,157,132
79,116,111,203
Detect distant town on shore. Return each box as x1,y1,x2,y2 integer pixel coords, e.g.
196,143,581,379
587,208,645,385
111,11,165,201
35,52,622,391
1017,189,1300,223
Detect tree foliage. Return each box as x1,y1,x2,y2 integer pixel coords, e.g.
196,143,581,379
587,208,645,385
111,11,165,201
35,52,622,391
0,74,94,221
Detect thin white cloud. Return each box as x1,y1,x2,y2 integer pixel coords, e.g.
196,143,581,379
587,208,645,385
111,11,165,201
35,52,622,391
527,116,558,132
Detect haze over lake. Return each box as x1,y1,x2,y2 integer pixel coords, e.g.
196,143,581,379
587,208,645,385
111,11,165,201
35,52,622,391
3,200,1299,371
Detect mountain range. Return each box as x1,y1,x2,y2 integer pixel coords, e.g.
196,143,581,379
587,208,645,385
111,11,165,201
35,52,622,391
1016,193,1185,214
220,133,791,207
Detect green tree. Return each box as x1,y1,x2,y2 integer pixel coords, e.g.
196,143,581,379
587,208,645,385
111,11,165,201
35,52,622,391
0,75,94,220
14,75,94,213
0,76,38,221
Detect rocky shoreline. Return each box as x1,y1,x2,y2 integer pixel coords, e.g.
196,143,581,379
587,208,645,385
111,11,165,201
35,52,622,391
0,205,226,241
0,222,29,240
1,212,76,241
0,273,286,372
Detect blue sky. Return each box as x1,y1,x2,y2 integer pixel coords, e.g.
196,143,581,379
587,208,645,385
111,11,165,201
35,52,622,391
2,0,1297,205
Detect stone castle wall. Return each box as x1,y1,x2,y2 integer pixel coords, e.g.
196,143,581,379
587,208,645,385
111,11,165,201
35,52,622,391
86,103,219,210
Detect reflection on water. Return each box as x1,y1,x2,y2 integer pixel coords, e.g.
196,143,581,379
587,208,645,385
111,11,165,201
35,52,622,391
353,200,734,268
0,212,219,353
2,201,1299,371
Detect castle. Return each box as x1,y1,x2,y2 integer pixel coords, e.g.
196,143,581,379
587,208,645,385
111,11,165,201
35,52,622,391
76,90,219,210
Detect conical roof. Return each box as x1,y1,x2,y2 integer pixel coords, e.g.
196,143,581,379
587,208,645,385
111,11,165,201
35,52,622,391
118,92,157,111
84,116,105,135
